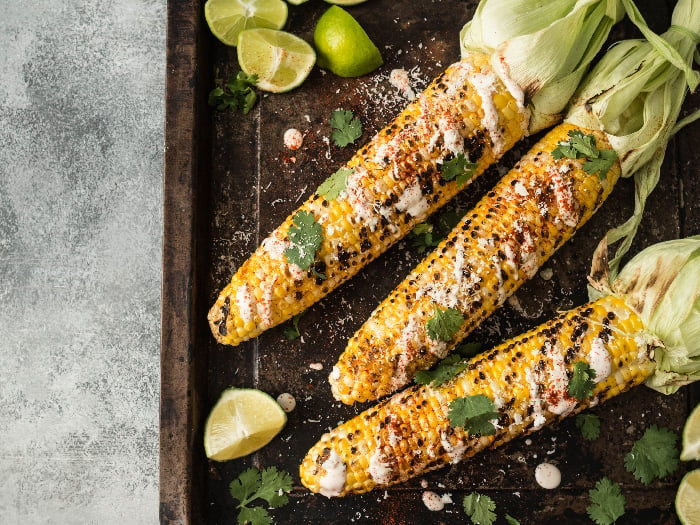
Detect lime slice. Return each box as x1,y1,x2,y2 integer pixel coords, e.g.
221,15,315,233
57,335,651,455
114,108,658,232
237,28,316,92
676,469,700,525
313,5,383,77
204,387,287,461
204,0,288,47
681,403,700,462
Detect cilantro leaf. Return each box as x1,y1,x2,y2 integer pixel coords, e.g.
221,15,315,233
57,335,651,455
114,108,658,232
463,492,497,525
426,305,464,342
583,149,618,180
440,154,479,187
330,109,362,147
505,515,520,525
551,129,617,180
284,310,306,341
587,477,626,525
415,354,467,387
229,467,292,525
568,361,597,401
449,394,499,436
284,210,323,270
317,167,353,200
576,413,601,440
209,71,259,114
414,342,481,387
624,425,679,484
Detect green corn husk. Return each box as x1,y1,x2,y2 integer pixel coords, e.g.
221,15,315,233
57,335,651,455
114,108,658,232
460,0,626,133
589,235,700,394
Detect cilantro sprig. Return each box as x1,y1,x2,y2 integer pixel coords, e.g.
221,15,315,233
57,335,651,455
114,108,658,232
551,129,618,180
449,394,499,436
586,477,626,525
414,342,481,387
440,153,479,187
576,413,601,440
568,361,597,401
409,210,462,254
284,210,323,270
426,305,464,342
330,109,362,147
229,467,293,525
209,71,259,115
317,167,353,200
283,310,306,341
624,425,679,484
463,492,497,525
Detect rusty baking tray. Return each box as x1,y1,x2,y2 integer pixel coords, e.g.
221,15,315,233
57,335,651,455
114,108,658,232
161,0,700,522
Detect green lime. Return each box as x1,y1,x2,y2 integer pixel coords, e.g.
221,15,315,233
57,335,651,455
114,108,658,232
676,469,700,525
681,402,700,462
204,0,288,47
324,0,369,5
237,28,316,92
313,5,383,77
204,388,287,461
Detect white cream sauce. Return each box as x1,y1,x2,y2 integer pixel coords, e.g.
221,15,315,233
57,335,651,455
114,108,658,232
319,450,347,498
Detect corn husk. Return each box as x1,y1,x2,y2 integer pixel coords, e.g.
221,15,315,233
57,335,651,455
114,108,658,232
589,236,700,394
460,0,625,133
566,0,700,275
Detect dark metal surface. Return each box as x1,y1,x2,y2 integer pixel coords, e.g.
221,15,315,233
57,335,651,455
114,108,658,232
161,0,700,523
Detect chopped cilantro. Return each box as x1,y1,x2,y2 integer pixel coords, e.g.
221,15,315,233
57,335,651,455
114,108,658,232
567,361,597,401
229,467,293,525
576,413,601,440
208,71,258,114
426,305,464,342
317,167,353,200
330,109,362,147
440,153,479,187
586,477,626,525
283,310,306,341
284,210,323,271
448,394,499,436
463,492,497,525
624,425,679,484
414,342,482,387
409,210,462,254
551,129,617,180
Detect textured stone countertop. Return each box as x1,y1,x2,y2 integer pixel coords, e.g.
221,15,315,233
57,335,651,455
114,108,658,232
1,1,164,523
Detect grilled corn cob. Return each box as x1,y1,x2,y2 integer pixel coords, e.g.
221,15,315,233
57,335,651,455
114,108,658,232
303,295,654,496
330,123,620,403
302,233,700,496
209,54,528,345
208,0,628,346
330,4,700,403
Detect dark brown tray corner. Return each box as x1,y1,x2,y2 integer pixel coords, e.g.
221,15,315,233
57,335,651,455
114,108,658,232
161,0,700,523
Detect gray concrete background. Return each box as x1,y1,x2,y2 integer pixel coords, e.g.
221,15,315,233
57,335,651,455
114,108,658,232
1,1,164,522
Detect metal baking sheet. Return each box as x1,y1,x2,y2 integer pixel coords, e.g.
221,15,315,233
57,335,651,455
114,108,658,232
161,0,700,522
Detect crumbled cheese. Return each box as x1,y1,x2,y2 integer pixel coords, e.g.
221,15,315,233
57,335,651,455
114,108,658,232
283,128,303,150
309,362,324,371
235,284,255,323
548,165,579,228
588,337,612,383
395,183,429,219
389,68,416,100
440,431,467,464
368,448,395,485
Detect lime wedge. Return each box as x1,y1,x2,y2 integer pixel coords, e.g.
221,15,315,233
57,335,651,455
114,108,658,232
324,0,369,5
313,5,383,77
237,28,316,92
676,469,700,525
204,0,288,47
681,402,700,462
203,387,287,461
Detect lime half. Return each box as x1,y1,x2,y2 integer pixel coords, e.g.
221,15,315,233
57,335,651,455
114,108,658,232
238,28,316,92
205,0,288,46
313,5,383,77
204,387,287,461
681,403,700,462
676,469,700,525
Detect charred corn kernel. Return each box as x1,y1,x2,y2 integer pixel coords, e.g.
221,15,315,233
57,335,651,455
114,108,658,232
209,52,530,346
301,296,655,496
330,123,622,403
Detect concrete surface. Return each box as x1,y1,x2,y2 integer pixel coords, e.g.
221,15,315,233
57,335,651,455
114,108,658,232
0,1,164,523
